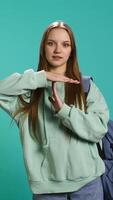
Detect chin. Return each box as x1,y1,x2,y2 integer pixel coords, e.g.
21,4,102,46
50,62,66,67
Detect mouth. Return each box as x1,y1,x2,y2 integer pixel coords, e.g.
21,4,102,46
52,56,63,60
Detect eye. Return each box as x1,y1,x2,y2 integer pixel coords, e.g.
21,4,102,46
63,43,71,47
47,41,54,46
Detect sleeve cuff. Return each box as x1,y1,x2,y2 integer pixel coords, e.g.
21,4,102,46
36,70,48,88
54,103,71,119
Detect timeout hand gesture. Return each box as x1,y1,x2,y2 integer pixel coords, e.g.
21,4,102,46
48,81,80,113
46,71,80,112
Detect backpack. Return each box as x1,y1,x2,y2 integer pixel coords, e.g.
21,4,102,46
82,76,113,200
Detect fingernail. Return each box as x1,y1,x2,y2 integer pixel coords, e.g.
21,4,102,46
48,96,52,101
48,96,55,102
76,81,80,84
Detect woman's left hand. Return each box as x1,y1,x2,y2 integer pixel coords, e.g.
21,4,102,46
48,81,63,112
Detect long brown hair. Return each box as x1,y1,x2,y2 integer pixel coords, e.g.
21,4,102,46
16,21,86,140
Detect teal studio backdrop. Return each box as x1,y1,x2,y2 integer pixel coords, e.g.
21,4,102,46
0,0,113,199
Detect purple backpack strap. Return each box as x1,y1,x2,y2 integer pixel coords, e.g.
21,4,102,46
103,120,113,159
82,76,93,93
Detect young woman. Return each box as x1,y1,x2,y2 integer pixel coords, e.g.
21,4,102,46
0,21,109,200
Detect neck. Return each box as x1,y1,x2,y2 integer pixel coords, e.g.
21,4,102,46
49,65,66,75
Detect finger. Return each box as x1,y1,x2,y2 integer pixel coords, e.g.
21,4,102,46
69,79,80,84
63,77,80,83
48,96,55,104
59,77,80,84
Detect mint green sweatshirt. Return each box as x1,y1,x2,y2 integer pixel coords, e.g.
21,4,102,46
0,69,109,194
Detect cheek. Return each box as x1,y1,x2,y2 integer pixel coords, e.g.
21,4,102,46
45,47,52,58
64,49,71,59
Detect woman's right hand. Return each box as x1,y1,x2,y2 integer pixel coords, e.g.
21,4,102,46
46,71,80,84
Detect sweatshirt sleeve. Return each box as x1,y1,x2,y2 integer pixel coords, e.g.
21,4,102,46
55,80,109,143
0,69,47,115
0,69,47,95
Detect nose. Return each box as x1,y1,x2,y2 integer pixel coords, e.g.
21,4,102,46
54,44,61,53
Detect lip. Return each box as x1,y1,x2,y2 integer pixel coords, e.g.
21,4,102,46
52,56,63,60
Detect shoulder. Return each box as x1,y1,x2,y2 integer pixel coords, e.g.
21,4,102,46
86,79,107,107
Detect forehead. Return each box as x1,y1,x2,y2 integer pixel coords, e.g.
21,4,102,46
47,28,70,41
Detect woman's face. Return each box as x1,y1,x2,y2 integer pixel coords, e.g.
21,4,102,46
45,28,71,71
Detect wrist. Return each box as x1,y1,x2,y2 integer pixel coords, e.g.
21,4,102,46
55,102,63,113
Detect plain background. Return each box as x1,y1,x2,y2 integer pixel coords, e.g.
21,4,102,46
0,0,113,199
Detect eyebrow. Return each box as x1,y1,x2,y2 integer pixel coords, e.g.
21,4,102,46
47,39,71,43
